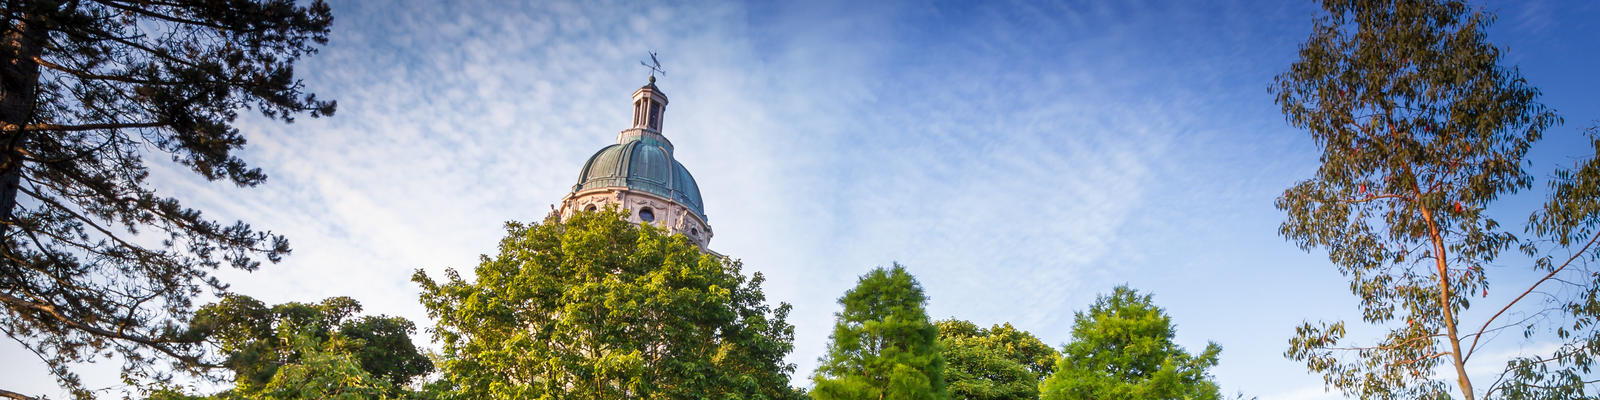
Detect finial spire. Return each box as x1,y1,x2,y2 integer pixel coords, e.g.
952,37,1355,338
628,58,669,134
640,51,666,80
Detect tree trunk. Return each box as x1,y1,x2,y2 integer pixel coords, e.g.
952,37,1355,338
0,7,44,231
1419,200,1475,400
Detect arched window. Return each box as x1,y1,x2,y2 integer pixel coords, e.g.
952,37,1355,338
690,227,698,237
633,100,644,127
585,204,597,212
648,102,663,130
638,207,655,222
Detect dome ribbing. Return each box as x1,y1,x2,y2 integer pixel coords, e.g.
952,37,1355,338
573,136,706,221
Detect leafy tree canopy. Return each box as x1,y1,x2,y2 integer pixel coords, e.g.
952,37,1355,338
414,208,801,399
1271,1,1598,398
187,295,431,395
1,0,334,397
145,332,393,400
812,264,946,400
936,319,1057,400
239,333,393,400
145,295,430,400
1040,286,1222,400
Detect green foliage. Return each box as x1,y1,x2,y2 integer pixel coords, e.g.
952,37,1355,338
236,332,395,400
1039,286,1221,400
145,388,210,400
413,208,801,399
0,1,333,397
174,294,430,399
146,332,396,400
1493,124,1600,399
936,319,1057,400
339,315,437,389
813,264,946,400
1269,1,1597,399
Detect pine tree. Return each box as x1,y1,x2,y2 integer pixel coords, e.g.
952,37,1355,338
1,1,334,397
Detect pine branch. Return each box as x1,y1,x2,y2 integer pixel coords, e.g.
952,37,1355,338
0,292,216,369
88,0,235,32
1,121,167,133
0,388,40,400
31,56,179,87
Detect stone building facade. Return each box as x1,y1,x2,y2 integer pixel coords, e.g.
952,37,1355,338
557,77,712,247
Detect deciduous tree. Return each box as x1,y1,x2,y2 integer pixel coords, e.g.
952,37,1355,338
145,332,394,400
1039,286,1221,400
813,264,946,400
141,294,427,400
225,331,393,400
936,319,1056,400
0,1,334,397
1270,1,1600,399
182,294,431,397
413,208,801,399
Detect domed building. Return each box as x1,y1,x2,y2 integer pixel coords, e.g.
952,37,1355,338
557,77,713,247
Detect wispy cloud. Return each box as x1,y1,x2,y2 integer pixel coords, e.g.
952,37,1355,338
7,0,1600,398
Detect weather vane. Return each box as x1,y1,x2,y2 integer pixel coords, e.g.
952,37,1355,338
640,51,665,80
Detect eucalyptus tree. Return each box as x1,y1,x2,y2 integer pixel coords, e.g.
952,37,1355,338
1271,0,1600,398
1,1,334,398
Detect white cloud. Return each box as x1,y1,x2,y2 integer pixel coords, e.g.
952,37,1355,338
9,0,1600,399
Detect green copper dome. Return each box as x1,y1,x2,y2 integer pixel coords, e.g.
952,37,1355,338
573,135,706,221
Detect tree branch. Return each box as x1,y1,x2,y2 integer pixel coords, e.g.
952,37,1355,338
0,291,216,368
31,56,173,86
1,121,166,133
1328,332,1444,353
1397,351,1449,365
88,0,236,32
1340,193,1407,204
0,388,40,400
1466,232,1600,360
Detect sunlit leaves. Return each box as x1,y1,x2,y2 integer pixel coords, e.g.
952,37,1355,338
937,319,1058,400
413,208,801,399
812,264,947,400
171,295,432,398
1039,286,1223,400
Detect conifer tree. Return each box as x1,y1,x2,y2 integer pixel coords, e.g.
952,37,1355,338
1039,286,1222,400
813,264,946,400
1,1,334,397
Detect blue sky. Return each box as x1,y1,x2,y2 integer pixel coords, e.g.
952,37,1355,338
3,0,1599,398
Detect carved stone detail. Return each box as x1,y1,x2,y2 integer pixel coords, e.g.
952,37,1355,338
559,188,711,248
